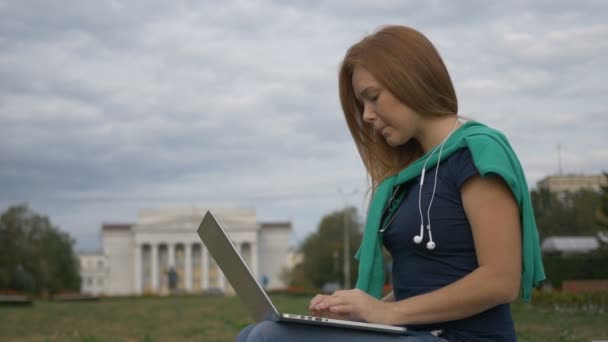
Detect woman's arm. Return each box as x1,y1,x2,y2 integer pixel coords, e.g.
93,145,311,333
314,175,522,325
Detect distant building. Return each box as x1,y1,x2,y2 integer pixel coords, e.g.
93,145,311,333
79,252,109,295
78,208,292,296
537,174,606,193
541,236,600,255
285,248,303,270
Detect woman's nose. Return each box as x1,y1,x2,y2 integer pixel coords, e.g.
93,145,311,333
362,105,375,123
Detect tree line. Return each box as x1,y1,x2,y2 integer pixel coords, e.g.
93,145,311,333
0,204,80,296
283,206,362,290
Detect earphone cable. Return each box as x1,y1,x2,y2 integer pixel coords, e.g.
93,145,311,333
416,118,461,248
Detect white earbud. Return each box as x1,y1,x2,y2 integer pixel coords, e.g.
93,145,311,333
413,224,424,244
426,224,435,250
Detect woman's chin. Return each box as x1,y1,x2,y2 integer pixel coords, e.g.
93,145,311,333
384,136,406,147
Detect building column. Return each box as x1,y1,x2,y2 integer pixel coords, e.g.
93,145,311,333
218,266,226,291
151,243,158,292
251,242,259,280
185,243,192,292
202,246,209,290
134,243,142,294
168,243,175,268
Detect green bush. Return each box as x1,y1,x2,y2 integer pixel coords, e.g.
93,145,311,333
529,290,608,312
542,248,608,288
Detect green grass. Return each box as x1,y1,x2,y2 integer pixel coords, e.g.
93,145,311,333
0,295,606,341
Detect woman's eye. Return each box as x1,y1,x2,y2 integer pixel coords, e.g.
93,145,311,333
369,94,379,102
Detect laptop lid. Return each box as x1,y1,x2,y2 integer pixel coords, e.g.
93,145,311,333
197,210,279,322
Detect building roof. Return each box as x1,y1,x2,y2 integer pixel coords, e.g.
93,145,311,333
76,250,104,256
598,231,608,244
260,222,292,230
137,207,256,224
101,223,133,231
129,208,264,232
536,173,607,192
541,236,600,254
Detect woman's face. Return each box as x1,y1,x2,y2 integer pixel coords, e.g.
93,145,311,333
352,66,421,147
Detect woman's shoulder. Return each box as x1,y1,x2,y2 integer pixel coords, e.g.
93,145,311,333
443,147,479,189
446,146,473,164
459,120,508,137
459,120,512,146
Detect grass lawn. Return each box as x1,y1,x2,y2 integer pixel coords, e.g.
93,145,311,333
0,294,606,341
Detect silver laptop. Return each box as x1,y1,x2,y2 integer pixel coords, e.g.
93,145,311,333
196,210,406,334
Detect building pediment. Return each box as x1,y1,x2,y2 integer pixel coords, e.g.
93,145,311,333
132,208,260,233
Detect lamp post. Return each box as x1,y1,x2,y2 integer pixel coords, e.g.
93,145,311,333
338,187,358,289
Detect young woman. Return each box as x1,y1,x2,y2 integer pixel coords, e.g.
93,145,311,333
237,25,545,342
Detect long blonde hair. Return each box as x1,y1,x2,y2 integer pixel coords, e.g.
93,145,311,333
339,25,458,194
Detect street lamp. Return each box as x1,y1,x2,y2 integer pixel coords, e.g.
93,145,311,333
338,187,358,289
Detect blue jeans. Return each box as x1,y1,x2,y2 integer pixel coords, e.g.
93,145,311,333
236,321,448,342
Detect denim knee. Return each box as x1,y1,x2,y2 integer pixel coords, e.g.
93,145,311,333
237,321,283,342
236,323,256,342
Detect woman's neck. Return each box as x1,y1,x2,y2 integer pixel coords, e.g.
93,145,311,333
415,116,461,154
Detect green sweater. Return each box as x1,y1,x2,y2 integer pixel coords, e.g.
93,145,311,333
354,121,545,302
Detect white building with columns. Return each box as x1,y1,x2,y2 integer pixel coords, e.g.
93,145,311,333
79,207,292,296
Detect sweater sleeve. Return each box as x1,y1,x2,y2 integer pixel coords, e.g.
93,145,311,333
464,132,546,301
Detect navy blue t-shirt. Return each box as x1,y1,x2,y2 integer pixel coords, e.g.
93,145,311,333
382,148,517,342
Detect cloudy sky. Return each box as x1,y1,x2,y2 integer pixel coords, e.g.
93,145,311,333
1,0,607,251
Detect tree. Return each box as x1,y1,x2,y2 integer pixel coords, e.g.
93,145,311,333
288,207,363,290
596,172,608,231
531,188,602,240
0,204,81,295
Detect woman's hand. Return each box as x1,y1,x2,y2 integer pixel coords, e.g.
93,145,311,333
308,294,352,320
308,289,391,324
